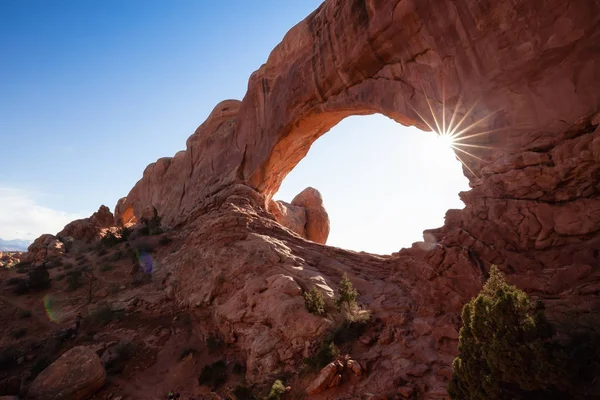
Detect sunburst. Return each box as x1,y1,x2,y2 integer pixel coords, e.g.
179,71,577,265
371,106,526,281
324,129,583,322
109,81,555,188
410,84,504,178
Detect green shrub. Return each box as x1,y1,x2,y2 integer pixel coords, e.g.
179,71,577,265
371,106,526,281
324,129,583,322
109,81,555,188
6,277,23,286
18,310,31,319
11,328,27,339
178,347,197,360
0,347,17,370
30,356,51,379
303,286,325,315
232,361,245,375
100,264,113,272
56,273,66,281
158,235,172,246
105,340,136,373
448,265,569,400
66,269,83,291
85,305,115,328
13,279,28,295
330,318,369,345
335,273,357,309
27,266,50,291
267,380,286,400
206,334,223,354
304,341,339,371
101,227,131,247
198,360,227,389
233,385,255,400
111,250,123,261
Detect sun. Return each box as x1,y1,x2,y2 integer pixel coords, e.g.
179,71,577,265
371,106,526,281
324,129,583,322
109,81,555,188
437,133,455,148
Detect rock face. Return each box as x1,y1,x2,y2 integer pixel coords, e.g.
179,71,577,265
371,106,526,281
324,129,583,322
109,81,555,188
57,205,115,243
28,0,600,398
270,187,330,244
22,234,64,266
27,346,106,400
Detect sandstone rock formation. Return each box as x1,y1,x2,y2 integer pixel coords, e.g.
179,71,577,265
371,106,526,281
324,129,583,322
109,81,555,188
22,234,64,266
270,187,330,244
57,205,115,244
27,346,106,400
23,0,600,398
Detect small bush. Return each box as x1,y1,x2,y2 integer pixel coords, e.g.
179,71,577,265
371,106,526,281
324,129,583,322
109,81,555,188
56,273,66,281
111,250,123,261
6,277,24,286
305,341,339,371
11,328,27,339
105,340,136,373
85,305,115,328
198,360,227,389
206,334,223,354
267,380,286,400
178,347,198,360
138,226,150,236
97,247,108,256
27,266,51,292
232,361,245,375
158,235,172,246
66,269,83,291
330,318,369,345
233,385,255,400
13,279,28,295
0,347,17,370
30,356,52,379
303,286,325,315
335,273,358,309
100,264,113,272
18,310,32,319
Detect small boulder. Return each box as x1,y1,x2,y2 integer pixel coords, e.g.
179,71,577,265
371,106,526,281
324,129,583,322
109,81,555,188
306,363,338,395
27,346,106,400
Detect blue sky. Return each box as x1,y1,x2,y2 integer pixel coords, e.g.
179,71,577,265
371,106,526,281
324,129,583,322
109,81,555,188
0,1,469,253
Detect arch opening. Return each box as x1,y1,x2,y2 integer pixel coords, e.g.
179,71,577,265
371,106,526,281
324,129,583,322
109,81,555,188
272,114,471,255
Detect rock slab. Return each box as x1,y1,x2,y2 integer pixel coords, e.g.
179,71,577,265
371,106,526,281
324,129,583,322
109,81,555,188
27,346,106,400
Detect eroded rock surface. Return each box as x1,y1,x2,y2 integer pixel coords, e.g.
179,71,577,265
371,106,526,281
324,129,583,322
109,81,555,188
57,205,115,244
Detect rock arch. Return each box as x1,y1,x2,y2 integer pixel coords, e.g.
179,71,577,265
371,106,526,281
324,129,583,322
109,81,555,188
117,0,600,228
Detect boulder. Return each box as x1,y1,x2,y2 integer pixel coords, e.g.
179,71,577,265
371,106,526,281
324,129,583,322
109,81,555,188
291,187,330,244
27,346,106,400
22,234,63,266
269,200,307,238
306,363,339,395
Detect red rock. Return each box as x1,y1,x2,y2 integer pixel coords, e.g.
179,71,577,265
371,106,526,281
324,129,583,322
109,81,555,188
290,187,330,244
306,363,338,395
27,346,106,400
57,205,115,244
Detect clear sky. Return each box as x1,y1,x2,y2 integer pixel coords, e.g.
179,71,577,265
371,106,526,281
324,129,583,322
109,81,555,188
0,1,470,253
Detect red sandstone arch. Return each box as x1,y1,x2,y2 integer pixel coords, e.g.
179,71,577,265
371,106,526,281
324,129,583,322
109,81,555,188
116,0,600,229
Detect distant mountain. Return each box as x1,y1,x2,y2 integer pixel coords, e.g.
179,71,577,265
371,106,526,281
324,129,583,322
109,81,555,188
0,238,31,252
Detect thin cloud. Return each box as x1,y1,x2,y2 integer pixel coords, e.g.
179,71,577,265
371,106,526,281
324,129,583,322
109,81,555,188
0,187,86,241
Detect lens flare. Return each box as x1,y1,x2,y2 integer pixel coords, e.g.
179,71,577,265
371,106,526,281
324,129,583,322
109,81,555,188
411,83,506,178
43,295,65,323
136,250,154,274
